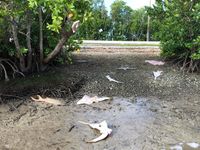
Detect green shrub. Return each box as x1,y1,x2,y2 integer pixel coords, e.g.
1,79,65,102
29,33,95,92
148,0,200,72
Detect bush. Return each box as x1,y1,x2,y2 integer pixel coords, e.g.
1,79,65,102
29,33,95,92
148,0,200,72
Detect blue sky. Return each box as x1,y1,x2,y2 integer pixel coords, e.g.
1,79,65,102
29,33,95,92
105,0,155,13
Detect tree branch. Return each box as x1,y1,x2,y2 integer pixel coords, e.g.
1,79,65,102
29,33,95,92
43,20,80,64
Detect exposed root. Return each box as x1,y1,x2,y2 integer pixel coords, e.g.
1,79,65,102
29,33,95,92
41,78,85,98
41,85,69,98
0,94,26,110
0,63,9,81
0,58,24,81
175,56,200,73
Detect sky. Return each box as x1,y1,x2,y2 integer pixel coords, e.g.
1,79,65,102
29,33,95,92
105,0,155,13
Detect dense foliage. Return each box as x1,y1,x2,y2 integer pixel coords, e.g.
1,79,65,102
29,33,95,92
148,0,200,72
0,0,91,80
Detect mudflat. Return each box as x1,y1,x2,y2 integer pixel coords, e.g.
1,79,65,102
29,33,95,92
0,50,200,150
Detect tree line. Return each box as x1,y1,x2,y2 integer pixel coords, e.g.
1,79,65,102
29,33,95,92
76,0,157,41
0,0,200,81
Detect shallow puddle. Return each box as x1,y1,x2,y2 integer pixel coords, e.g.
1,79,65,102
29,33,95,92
71,96,200,149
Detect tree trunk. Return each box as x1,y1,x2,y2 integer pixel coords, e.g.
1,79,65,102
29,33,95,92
26,11,33,71
11,21,26,72
43,20,80,64
38,6,44,69
43,27,73,64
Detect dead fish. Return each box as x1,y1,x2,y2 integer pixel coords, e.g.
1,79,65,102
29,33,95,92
145,60,165,65
117,66,136,71
77,95,110,105
106,75,123,83
31,95,64,106
79,120,112,143
153,71,163,80
186,142,199,148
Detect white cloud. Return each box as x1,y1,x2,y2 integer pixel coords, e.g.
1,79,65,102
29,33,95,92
125,0,155,9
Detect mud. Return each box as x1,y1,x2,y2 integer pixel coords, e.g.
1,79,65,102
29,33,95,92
0,50,200,150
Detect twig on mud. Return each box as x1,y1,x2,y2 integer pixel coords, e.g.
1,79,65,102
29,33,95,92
39,78,85,99
0,94,26,111
13,111,28,123
0,94,25,100
68,125,75,132
8,102,19,112
68,88,74,99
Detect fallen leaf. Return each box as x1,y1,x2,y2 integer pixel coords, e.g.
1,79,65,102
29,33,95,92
77,95,110,105
106,75,123,83
31,95,64,106
153,71,163,80
145,60,165,65
79,120,112,143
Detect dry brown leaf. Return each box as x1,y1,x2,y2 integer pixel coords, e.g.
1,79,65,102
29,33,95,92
31,95,64,106
79,120,112,143
77,95,110,105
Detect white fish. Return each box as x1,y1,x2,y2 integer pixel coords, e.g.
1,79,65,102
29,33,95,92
153,71,163,80
77,95,110,105
145,60,165,65
31,95,64,106
79,120,112,143
186,142,199,148
170,145,183,150
117,66,136,71
106,75,123,83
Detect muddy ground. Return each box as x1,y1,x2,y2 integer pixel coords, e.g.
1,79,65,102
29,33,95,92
0,49,200,150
